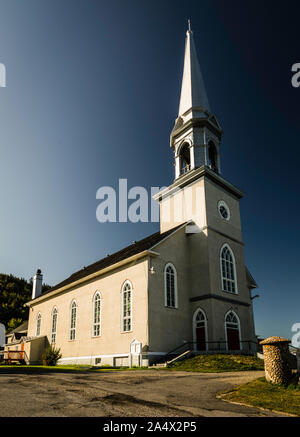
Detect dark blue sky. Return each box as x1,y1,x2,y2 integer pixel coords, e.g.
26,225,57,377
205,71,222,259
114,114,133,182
0,0,299,339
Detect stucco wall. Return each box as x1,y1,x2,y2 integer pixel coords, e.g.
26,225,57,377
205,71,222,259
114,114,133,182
148,227,256,355
160,178,206,233
149,175,256,356
27,258,149,365
24,336,48,364
26,173,257,365
203,178,256,346
148,227,192,354
204,177,242,242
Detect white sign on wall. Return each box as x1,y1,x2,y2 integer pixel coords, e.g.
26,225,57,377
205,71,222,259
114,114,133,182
130,339,142,355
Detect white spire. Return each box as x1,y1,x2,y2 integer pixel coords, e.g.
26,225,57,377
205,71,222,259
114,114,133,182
178,21,211,116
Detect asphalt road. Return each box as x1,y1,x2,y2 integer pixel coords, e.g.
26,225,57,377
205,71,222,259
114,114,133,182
0,369,284,417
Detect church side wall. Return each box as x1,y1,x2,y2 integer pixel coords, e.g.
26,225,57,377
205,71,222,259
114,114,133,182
147,227,193,356
204,177,243,242
149,176,257,360
204,178,256,346
159,178,206,233
27,258,149,366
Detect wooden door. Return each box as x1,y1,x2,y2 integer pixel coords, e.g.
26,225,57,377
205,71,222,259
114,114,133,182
196,326,206,351
227,328,240,351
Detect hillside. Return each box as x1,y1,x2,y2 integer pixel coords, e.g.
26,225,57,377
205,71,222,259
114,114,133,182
0,273,51,333
167,354,264,372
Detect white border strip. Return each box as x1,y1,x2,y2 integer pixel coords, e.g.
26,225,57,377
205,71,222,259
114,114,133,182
58,351,167,362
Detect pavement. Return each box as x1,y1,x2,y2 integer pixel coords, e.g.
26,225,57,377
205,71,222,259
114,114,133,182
0,369,285,417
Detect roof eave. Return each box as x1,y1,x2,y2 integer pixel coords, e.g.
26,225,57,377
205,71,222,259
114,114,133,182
25,249,159,307
153,166,244,201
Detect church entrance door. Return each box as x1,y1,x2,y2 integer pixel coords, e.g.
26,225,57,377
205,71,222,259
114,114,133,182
226,328,240,351
193,309,207,351
196,326,206,351
225,311,241,351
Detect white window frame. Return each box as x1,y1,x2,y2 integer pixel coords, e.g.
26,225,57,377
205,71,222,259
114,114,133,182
192,308,208,351
69,300,77,341
218,200,230,221
164,262,178,308
224,310,242,351
36,312,41,336
92,291,101,337
220,244,238,294
121,280,132,333
51,307,58,344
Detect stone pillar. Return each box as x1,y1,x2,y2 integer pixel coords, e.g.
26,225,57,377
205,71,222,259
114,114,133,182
260,336,292,385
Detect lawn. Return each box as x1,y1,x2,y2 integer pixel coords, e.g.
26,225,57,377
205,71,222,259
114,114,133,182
0,364,124,373
167,354,264,372
0,354,264,373
221,377,300,416
0,364,153,373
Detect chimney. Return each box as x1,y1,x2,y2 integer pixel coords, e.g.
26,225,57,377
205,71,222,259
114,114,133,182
32,269,43,299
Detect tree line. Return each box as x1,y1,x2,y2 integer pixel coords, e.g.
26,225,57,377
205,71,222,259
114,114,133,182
0,273,51,333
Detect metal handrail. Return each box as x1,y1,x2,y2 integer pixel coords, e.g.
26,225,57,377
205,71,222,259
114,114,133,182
164,340,258,362
165,341,193,362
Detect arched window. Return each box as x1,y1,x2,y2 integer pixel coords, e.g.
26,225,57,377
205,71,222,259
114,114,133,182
69,301,77,340
164,263,177,308
36,313,41,336
225,311,241,351
208,141,218,172
93,292,101,337
122,281,132,332
179,143,191,175
193,308,207,351
220,244,237,294
51,307,58,344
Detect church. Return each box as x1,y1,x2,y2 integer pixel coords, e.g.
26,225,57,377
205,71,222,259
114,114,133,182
7,23,258,366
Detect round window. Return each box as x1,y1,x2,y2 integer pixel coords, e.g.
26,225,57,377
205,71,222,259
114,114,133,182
218,201,230,221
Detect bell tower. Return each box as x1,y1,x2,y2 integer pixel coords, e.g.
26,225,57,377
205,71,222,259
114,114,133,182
154,21,244,234
171,21,222,179
153,22,257,353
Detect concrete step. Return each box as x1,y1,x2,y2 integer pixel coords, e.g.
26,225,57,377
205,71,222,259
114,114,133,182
150,362,167,368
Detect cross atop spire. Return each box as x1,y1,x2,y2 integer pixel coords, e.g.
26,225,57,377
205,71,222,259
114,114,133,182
178,24,211,116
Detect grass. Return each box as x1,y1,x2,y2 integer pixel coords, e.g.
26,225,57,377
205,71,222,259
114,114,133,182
0,355,264,373
221,377,300,416
0,364,149,373
166,354,265,372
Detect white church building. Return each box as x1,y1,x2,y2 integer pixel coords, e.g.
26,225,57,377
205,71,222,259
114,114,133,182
7,23,258,366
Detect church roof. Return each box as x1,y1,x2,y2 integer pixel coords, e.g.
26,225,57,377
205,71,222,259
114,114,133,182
40,224,185,298
178,22,211,116
245,267,258,289
6,321,28,337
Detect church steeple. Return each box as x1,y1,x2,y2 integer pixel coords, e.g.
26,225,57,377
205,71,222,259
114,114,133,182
178,20,211,116
171,21,222,180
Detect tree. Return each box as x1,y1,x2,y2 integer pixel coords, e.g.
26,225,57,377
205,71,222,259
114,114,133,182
0,273,51,333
